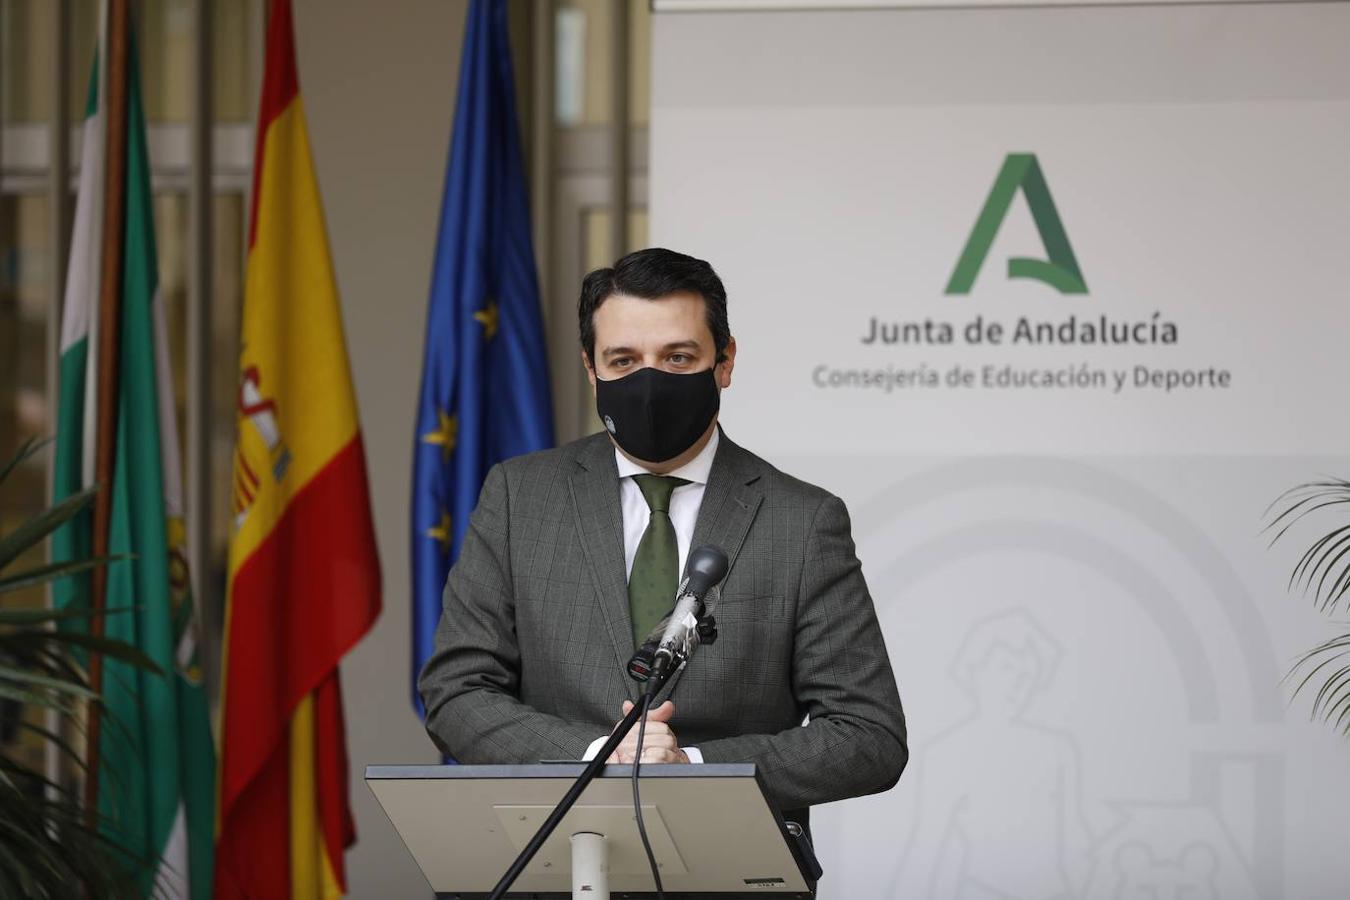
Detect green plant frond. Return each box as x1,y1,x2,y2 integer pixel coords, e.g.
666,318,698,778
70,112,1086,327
1264,480,1350,616
0,602,137,630
1312,663,1350,720
0,606,102,626
1320,559,1350,616
0,665,98,699
0,485,98,573
0,556,125,594
1329,688,1350,733
1296,632,1350,659
1266,492,1350,547
0,625,162,674
1264,477,1350,520
0,839,41,899
1287,524,1341,590
1291,530,1350,615
1289,523,1350,591
1286,642,1350,697
0,443,174,897
0,755,70,798
15,641,91,683
0,681,85,716
0,781,147,899
1287,632,1350,732
1310,539,1350,608
8,718,87,769
0,437,51,487
0,642,86,687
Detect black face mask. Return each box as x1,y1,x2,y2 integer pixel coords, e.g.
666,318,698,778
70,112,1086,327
595,366,720,463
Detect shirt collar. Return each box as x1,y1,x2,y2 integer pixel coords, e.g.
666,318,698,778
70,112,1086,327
614,426,720,486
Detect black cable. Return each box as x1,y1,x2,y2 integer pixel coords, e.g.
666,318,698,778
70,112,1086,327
631,691,665,897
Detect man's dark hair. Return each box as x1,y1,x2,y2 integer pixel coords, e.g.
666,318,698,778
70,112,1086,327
578,247,730,366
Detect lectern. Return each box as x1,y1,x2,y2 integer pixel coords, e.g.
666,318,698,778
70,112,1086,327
366,763,820,898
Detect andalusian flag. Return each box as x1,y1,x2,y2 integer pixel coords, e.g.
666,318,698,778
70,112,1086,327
50,37,216,900
214,1,382,897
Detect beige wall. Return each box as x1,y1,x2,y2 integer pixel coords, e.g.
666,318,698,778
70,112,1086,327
292,1,467,895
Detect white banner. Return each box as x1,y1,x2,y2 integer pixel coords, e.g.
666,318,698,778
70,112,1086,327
653,4,1350,897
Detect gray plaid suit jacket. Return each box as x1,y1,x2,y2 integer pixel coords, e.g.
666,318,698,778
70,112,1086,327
418,428,907,823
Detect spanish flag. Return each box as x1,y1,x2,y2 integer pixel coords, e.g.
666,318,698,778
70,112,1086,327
214,1,381,897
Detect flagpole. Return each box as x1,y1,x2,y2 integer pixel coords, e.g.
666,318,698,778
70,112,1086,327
84,0,131,822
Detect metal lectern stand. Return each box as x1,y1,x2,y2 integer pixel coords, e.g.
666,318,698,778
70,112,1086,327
366,763,820,898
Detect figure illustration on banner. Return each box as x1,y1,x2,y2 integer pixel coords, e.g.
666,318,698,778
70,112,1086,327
893,609,1094,899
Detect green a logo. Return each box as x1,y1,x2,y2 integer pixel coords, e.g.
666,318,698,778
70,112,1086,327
946,153,1087,295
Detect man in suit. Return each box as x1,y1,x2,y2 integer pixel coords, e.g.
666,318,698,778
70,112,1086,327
418,248,907,832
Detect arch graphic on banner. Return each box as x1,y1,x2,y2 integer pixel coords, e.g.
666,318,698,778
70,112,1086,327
852,457,1281,721
847,457,1285,897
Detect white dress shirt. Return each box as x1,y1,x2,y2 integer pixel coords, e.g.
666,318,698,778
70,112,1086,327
581,428,720,764
616,426,719,580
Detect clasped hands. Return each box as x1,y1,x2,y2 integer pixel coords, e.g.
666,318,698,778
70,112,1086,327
605,700,690,764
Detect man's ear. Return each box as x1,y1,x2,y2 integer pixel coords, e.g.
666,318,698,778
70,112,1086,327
716,336,737,390
582,349,598,389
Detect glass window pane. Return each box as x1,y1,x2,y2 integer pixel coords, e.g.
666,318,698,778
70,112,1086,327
584,206,647,268
555,0,613,126
629,0,649,127
140,0,193,123
69,0,100,121
1,0,55,122
0,189,53,783
554,6,586,127
153,194,190,472
0,194,53,601
61,0,249,124
213,0,253,122
580,205,648,436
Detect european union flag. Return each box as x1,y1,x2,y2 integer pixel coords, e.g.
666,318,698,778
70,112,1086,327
412,0,553,717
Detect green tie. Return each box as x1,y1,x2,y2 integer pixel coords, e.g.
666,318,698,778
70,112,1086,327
629,474,690,646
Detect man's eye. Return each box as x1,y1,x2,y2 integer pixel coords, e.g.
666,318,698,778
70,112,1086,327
669,354,689,364
612,358,632,368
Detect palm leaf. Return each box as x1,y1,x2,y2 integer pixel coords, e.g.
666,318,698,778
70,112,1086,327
0,624,163,674
0,556,124,595
0,605,123,626
0,437,49,487
1286,632,1350,734
0,779,146,899
1266,481,1350,616
0,486,98,573
0,665,97,701
0,439,167,894
6,718,86,771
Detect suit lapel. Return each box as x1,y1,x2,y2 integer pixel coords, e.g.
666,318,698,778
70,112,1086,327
658,430,765,704
691,429,765,589
568,434,640,698
567,429,766,704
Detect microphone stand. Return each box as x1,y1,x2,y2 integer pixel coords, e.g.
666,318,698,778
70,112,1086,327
485,664,678,900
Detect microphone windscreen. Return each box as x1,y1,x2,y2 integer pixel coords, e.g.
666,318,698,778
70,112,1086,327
684,544,729,597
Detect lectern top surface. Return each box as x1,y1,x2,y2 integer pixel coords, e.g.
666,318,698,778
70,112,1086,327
365,763,812,897
366,763,758,780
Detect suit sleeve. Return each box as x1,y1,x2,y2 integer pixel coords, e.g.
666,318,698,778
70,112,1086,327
694,494,908,810
418,463,595,763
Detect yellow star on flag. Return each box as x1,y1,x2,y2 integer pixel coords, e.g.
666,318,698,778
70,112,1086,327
421,408,458,463
473,299,499,340
426,509,453,552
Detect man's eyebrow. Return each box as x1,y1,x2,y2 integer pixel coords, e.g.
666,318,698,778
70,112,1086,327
601,340,702,358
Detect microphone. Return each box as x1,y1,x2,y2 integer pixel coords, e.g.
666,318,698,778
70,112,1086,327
627,544,729,685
